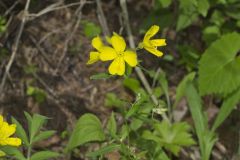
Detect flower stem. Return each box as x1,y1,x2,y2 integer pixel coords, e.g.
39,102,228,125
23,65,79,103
119,0,170,123
27,145,32,160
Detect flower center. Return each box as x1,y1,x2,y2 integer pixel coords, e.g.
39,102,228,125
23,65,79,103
117,51,124,57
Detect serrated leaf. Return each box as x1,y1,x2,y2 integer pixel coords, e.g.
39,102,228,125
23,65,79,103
30,151,59,160
143,121,195,156
11,117,29,146
199,32,240,96
66,114,105,152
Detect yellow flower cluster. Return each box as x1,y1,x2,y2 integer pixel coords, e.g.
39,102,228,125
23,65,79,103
0,115,21,157
87,25,166,76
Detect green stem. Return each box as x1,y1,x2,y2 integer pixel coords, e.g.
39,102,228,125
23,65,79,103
27,145,32,160
119,0,170,123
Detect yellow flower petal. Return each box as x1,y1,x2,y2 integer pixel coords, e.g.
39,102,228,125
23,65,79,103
92,36,103,51
0,150,6,157
111,32,126,52
5,124,16,138
99,46,117,61
150,39,166,47
0,122,10,138
144,46,163,57
87,52,100,65
108,57,125,75
5,138,21,146
0,123,16,139
0,115,3,127
105,36,112,45
124,50,138,67
144,25,160,41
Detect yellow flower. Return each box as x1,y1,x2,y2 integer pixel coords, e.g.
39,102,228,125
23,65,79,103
99,33,138,76
87,36,103,65
139,25,166,57
0,115,21,157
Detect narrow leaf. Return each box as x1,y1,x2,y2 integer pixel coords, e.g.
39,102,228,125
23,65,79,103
30,151,59,160
212,87,240,131
11,117,29,146
86,143,120,157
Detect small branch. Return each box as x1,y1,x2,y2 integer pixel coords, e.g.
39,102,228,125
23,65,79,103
0,0,31,99
28,1,93,20
55,0,86,73
119,0,169,122
4,0,20,17
96,0,110,36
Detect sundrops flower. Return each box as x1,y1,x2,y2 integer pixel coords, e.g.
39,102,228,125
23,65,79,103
139,25,166,57
99,33,137,75
0,115,21,157
87,36,103,65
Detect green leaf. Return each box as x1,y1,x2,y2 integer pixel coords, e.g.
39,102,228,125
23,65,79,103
86,143,120,157
177,0,198,31
30,151,59,160
11,117,29,146
176,13,198,31
23,64,38,74
158,72,170,108
82,21,101,38
186,82,207,137
199,32,240,96
120,125,129,141
157,0,172,8
29,114,49,143
143,121,195,156
1,146,26,160
197,0,210,17
107,112,117,137
174,72,195,107
202,25,221,44
66,114,105,152
212,87,240,131
104,93,126,108
26,86,47,103
90,73,112,80
32,130,56,143
186,82,217,160
125,103,141,119
123,78,140,93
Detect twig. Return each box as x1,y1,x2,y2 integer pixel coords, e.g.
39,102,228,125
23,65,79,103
0,0,31,99
28,1,93,20
96,0,110,36
119,0,169,122
4,0,20,17
55,0,86,73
